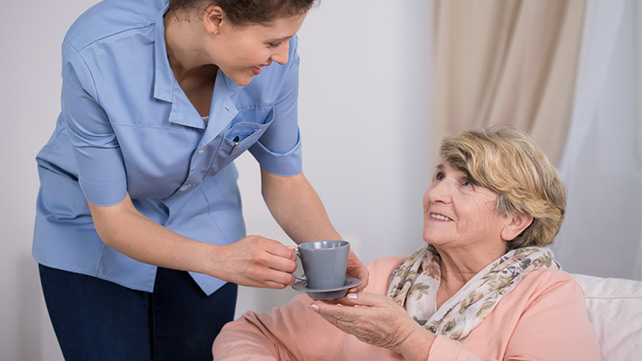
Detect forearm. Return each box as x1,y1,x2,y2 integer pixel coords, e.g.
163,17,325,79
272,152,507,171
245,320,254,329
261,168,341,244
88,194,216,275
213,311,288,360
213,295,343,360
261,168,369,288
89,193,297,288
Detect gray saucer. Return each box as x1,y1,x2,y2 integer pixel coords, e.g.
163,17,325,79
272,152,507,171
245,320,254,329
292,277,362,300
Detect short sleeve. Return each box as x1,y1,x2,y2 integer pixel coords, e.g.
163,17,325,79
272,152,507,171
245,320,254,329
249,36,303,177
61,42,128,206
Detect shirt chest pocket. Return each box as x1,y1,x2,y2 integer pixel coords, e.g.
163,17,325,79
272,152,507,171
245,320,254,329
204,107,274,178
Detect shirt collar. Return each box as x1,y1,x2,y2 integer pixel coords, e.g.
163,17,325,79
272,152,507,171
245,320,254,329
152,2,243,130
153,1,173,102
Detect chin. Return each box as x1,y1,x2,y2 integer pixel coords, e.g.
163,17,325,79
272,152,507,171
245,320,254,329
422,230,433,244
423,229,446,246
231,77,254,86
222,70,255,86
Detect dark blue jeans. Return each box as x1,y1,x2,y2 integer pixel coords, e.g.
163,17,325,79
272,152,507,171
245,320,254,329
39,264,237,361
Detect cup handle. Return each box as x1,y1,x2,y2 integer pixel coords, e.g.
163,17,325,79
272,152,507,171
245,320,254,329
292,248,306,282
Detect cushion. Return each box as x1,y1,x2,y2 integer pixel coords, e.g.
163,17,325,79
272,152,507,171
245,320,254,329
572,273,642,361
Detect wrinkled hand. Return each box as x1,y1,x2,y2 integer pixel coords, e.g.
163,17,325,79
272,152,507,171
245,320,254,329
346,250,369,291
213,235,297,289
309,293,434,359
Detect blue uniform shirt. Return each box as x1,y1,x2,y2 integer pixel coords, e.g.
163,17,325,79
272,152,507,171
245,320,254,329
33,0,303,295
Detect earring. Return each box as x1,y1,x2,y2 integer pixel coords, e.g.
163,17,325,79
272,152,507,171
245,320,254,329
210,31,215,37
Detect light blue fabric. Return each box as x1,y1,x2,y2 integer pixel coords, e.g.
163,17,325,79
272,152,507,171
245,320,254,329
33,0,303,295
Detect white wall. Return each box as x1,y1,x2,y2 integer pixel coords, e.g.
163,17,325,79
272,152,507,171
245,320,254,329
1,1,104,360
0,0,432,359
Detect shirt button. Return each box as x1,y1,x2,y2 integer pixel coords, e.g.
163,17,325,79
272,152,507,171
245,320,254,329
179,184,194,192
198,146,207,153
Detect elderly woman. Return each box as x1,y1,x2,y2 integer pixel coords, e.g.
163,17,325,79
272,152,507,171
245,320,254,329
212,127,600,361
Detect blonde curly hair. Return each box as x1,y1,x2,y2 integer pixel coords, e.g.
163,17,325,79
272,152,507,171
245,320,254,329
439,126,567,250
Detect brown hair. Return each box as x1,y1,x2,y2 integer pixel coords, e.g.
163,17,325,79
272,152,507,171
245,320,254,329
167,0,318,25
439,126,567,250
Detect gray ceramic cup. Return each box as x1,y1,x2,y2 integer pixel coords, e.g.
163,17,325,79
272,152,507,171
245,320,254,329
293,240,350,290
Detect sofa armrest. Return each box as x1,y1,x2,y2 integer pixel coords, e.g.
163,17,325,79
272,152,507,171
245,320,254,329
572,273,642,361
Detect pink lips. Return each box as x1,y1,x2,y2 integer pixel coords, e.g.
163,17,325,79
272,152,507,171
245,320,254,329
252,63,271,75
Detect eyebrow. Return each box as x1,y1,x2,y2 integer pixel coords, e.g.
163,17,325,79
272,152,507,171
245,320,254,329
266,35,293,43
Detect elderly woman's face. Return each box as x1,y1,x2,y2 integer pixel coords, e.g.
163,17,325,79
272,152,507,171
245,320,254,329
422,161,509,250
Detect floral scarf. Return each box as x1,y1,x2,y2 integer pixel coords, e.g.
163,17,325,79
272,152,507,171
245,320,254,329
387,244,560,340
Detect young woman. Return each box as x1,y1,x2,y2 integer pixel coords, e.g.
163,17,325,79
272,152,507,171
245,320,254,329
34,0,367,359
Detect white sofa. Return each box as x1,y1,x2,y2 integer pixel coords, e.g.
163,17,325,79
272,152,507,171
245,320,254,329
572,273,642,361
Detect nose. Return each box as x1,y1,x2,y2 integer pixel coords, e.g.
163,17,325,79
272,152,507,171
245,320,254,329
271,41,290,65
426,178,452,204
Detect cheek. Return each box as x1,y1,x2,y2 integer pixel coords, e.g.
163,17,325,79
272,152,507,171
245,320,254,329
469,205,504,235
232,54,255,67
239,45,270,63
224,43,263,67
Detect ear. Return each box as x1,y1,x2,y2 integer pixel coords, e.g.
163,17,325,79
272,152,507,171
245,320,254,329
203,6,224,35
500,212,533,241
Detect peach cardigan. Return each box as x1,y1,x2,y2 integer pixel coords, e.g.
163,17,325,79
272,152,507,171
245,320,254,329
213,256,601,361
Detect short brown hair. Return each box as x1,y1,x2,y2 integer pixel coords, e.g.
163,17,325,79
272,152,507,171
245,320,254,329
439,126,567,250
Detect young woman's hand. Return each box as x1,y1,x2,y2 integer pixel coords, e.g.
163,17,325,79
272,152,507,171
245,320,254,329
346,250,369,291
210,235,297,289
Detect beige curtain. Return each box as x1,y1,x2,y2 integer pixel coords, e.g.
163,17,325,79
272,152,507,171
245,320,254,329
431,0,587,165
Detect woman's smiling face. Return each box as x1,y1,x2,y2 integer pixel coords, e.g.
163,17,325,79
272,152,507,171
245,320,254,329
210,12,308,86
422,161,510,250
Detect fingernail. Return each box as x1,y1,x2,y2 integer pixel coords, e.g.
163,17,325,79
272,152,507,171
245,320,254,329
347,293,357,299
309,304,320,312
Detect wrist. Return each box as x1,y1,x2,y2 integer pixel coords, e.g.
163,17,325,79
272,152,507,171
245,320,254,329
396,326,435,361
195,242,223,278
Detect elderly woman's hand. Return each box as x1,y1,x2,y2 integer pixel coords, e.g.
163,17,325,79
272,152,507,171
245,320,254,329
309,293,435,360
